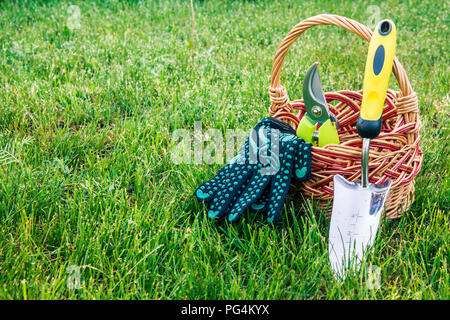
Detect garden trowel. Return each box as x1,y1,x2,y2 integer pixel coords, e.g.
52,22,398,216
328,20,396,279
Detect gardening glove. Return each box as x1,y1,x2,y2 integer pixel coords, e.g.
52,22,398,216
195,117,312,224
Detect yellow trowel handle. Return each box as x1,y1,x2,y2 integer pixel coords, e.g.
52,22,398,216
357,20,396,139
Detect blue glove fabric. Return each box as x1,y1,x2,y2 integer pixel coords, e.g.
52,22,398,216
195,117,312,224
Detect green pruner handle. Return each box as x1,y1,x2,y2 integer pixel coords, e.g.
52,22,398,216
357,19,396,139
297,116,339,147
296,116,316,144
318,119,339,147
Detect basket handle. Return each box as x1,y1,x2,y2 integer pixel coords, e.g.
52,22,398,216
269,14,413,115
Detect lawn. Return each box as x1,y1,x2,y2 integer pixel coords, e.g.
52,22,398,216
0,0,448,299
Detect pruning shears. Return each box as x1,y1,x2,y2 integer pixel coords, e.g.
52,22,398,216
296,62,340,147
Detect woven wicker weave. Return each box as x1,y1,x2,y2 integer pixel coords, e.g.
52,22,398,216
268,14,423,220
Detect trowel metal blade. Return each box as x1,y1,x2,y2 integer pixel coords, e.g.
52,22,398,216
328,174,392,279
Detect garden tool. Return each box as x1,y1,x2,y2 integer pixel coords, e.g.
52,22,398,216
195,117,312,224
296,62,340,147
328,20,396,279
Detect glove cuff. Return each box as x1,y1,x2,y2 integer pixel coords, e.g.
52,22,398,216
256,117,297,136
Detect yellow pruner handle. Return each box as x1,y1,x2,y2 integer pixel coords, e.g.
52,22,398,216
296,116,316,144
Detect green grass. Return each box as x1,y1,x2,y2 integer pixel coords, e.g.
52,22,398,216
0,0,448,299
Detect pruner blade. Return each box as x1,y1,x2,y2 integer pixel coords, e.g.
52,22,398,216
303,62,331,125
297,62,340,147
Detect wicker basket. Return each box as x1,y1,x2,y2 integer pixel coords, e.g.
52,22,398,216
268,14,423,220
